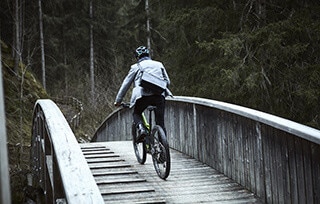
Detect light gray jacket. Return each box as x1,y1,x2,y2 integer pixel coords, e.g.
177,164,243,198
115,58,172,107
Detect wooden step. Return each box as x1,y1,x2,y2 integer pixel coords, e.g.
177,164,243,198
80,143,162,203
79,142,262,203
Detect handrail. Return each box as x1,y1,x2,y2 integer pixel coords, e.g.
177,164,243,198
30,99,103,203
92,96,320,203
171,96,320,145
92,96,320,145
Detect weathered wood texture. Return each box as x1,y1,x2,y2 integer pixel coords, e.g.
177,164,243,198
93,96,320,203
81,141,261,203
0,49,11,204
31,99,104,203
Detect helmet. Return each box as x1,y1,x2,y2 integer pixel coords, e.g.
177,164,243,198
135,46,150,59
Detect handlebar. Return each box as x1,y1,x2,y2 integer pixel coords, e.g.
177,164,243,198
121,103,130,108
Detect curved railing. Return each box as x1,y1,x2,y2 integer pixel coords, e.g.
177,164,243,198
92,96,320,203
30,99,103,203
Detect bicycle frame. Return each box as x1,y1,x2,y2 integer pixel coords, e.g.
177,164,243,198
122,102,170,179
142,112,150,131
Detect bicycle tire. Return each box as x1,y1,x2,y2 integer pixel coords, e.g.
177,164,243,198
151,125,171,179
132,123,147,164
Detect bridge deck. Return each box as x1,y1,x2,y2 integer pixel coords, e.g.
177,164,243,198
80,141,262,203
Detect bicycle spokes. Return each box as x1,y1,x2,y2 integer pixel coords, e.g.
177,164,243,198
151,125,171,179
152,143,166,163
132,123,146,164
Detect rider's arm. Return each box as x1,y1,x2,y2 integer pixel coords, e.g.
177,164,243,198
162,67,170,86
115,66,138,105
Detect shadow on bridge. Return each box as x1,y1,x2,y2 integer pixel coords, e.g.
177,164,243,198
27,96,320,203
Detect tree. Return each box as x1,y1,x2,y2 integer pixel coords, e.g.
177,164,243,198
89,0,95,106
38,0,46,90
13,0,24,72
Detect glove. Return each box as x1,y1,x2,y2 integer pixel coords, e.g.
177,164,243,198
114,101,121,107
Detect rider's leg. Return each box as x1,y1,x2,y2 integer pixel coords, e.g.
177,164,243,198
153,95,166,135
133,97,149,138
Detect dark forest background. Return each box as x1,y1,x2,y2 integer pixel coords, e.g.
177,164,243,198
1,0,320,202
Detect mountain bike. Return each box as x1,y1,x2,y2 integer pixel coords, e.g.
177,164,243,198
122,103,171,180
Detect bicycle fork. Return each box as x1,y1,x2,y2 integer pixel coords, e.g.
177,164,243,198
142,109,154,152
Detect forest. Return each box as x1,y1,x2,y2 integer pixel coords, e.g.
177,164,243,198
1,0,320,202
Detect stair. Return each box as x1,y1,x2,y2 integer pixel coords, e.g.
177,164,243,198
80,143,166,203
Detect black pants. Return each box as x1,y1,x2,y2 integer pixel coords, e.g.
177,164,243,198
133,95,166,133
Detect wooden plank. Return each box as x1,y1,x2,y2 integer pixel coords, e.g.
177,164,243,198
102,192,165,204
263,126,273,203
295,137,307,204
88,163,132,169
280,132,290,203
311,144,320,203
86,157,124,163
84,154,120,159
248,121,256,193
82,150,114,155
92,170,138,176
93,141,262,203
95,178,147,185
302,139,314,203
274,129,284,203
99,187,155,195
254,122,265,201
81,148,110,152
287,135,298,203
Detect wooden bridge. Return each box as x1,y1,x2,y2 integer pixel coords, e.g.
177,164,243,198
1,95,320,203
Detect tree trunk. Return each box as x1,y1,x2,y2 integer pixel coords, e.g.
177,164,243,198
256,0,266,26
90,0,95,106
14,0,21,72
145,0,151,52
63,42,68,95
38,0,46,90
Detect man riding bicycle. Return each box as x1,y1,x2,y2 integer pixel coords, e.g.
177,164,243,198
114,46,172,141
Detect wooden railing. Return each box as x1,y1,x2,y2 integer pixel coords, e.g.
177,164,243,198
92,96,320,203
30,99,103,203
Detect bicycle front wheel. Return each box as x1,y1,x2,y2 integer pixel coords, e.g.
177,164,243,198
151,125,171,179
132,123,146,164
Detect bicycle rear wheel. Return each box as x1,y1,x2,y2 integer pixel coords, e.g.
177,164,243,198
132,123,146,164
151,125,171,179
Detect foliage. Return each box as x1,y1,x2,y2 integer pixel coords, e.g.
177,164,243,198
155,1,320,128
1,0,319,134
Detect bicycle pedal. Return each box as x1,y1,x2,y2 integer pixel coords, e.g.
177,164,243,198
146,144,151,153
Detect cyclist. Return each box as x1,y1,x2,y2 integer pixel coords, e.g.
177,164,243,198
114,46,172,141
